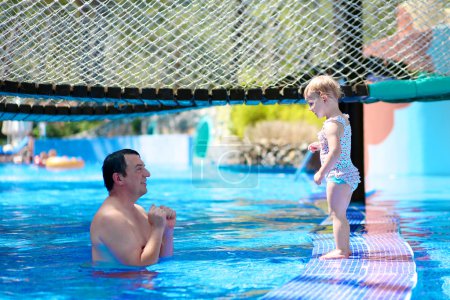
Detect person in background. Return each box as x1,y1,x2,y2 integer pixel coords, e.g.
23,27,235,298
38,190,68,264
90,149,176,266
34,151,48,166
48,149,57,158
305,75,360,259
21,133,35,164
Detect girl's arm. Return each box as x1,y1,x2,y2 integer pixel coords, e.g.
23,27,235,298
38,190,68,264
314,121,343,184
308,141,321,152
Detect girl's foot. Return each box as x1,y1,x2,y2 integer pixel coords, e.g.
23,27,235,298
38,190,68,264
319,249,351,260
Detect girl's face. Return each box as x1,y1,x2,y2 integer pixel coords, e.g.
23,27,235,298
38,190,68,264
306,92,325,118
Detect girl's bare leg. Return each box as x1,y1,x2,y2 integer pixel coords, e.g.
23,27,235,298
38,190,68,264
320,182,353,259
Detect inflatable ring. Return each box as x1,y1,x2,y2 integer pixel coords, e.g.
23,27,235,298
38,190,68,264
45,156,85,169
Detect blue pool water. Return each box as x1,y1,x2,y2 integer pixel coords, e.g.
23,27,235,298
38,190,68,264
0,164,325,299
1,164,450,299
367,175,450,300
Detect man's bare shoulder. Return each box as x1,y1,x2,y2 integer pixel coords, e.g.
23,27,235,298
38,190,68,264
91,203,127,234
94,201,123,217
134,204,147,215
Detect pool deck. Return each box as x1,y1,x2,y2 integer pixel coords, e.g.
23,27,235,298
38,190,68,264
263,204,417,300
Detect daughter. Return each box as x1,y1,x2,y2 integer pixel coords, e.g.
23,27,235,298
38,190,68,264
305,75,360,259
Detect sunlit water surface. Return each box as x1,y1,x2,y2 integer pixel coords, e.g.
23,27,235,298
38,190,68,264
367,175,450,300
2,164,449,299
0,164,324,299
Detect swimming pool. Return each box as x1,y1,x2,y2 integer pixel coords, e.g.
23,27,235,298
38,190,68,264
0,163,325,299
1,164,449,299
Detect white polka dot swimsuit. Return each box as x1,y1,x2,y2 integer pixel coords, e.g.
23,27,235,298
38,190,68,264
318,114,361,191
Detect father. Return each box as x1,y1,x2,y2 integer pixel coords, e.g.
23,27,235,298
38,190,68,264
90,149,176,266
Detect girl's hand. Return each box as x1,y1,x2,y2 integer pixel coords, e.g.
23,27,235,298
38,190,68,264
308,142,321,153
313,172,324,185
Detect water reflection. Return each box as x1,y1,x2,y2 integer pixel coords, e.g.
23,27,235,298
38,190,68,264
367,175,450,299
91,268,158,291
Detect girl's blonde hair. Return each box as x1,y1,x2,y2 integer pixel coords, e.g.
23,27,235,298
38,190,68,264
304,75,342,100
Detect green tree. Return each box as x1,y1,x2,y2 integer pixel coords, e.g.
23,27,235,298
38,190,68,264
230,104,323,139
45,121,103,138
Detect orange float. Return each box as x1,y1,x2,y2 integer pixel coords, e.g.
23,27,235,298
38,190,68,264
45,156,85,169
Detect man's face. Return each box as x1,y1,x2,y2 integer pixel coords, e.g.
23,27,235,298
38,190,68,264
123,154,151,197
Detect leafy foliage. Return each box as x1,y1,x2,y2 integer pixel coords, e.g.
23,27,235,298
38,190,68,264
43,121,103,138
229,104,323,139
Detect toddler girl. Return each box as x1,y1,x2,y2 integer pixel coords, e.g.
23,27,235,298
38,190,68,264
305,75,360,259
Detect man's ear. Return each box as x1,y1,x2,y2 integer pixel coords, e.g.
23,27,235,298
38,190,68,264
112,172,123,185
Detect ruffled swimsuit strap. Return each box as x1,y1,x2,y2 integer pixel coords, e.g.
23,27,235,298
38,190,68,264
325,114,348,128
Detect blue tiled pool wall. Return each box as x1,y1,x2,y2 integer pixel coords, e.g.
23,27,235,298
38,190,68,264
35,134,192,166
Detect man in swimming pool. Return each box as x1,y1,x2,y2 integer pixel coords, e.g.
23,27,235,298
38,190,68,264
90,149,176,266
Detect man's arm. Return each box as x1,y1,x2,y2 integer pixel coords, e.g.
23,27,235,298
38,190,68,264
160,227,174,257
95,210,166,266
159,206,176,257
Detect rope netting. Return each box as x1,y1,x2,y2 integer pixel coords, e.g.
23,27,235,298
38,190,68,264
1,0,448,91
